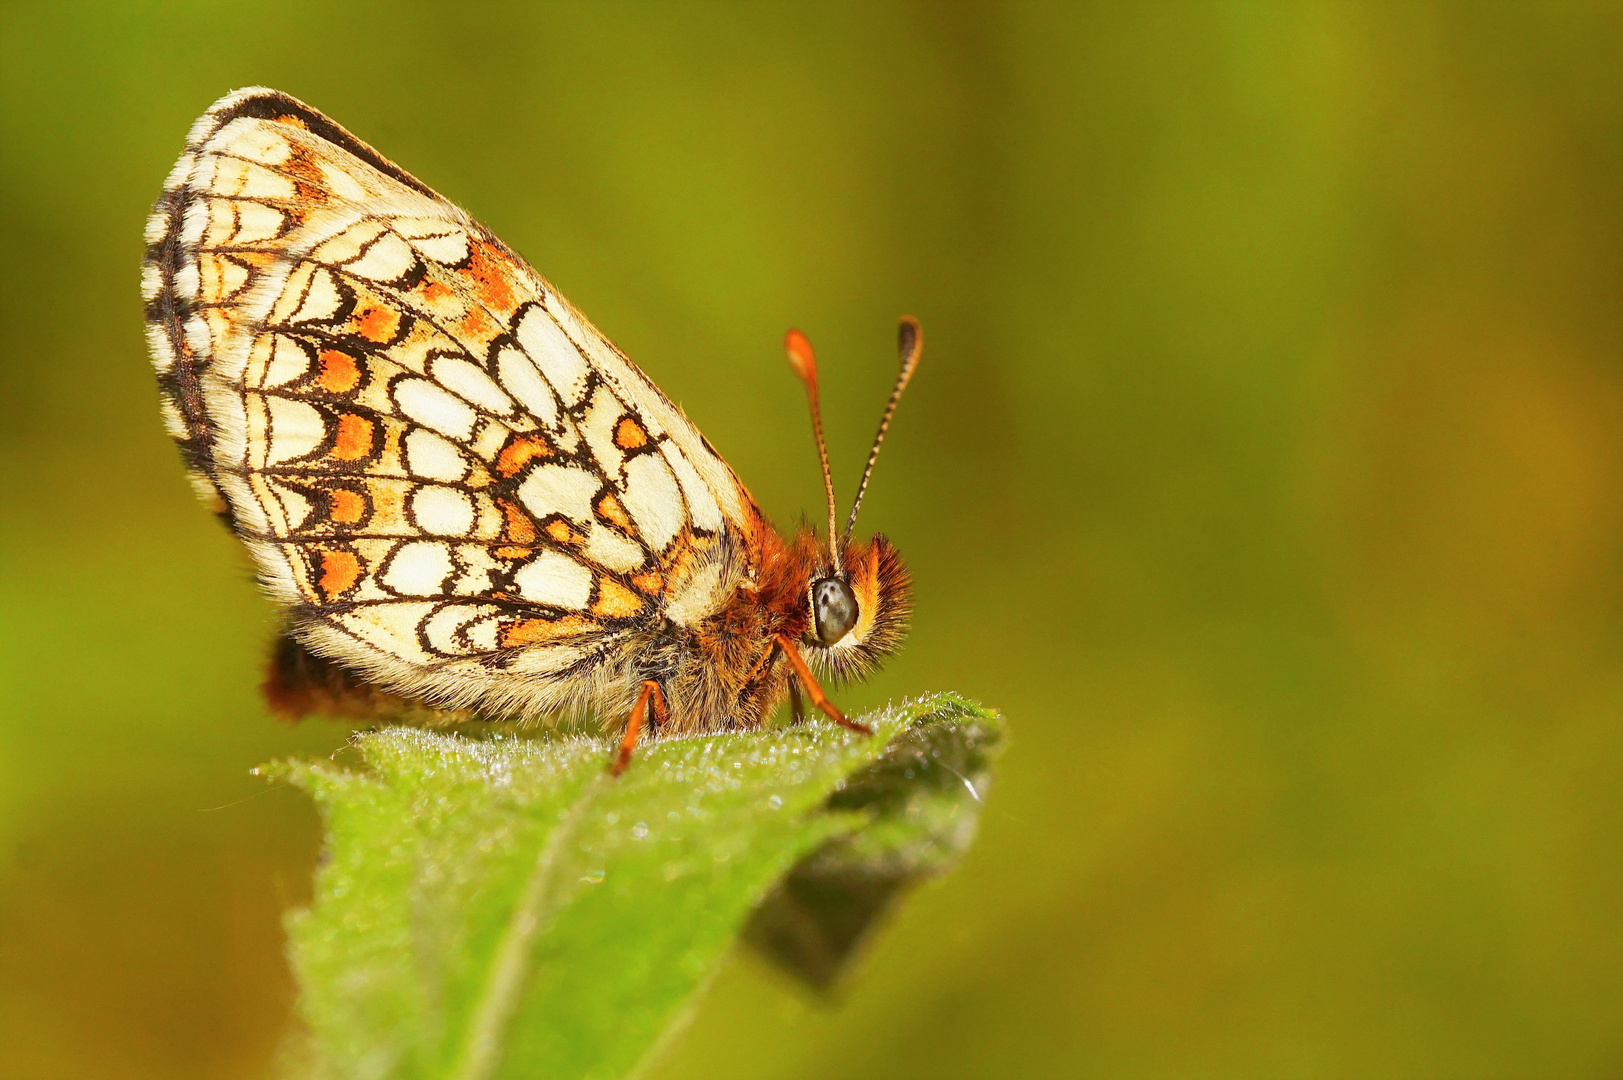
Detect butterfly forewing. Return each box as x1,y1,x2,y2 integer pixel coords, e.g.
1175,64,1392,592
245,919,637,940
143,88,759,719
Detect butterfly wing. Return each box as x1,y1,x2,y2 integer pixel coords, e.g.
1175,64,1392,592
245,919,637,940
141,88,762,719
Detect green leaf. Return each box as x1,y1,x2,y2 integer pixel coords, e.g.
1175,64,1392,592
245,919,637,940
742,696,1004,989
266,693,1002,1080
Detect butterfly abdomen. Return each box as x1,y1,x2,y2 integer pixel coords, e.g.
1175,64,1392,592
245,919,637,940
264,630,408,722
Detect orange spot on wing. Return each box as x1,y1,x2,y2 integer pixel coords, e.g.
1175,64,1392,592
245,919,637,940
461,240,516,313
544,518,585,545
497,498,537,544
419,279,453,303
331,414,375,460
495,433,552,477
500,614,594,648
613,416,649,450
318,550,361,599
593,578,644,619
280,149,328,204
631,569,664,596
457,305,495,341
353,303,400,343
274,113,310,130
596,491,634,533
283,147,323,182
493,545,533,560
317,349,361,394
327,488,366,524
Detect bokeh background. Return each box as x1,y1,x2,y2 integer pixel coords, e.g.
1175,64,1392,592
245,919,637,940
5,3,1623,1077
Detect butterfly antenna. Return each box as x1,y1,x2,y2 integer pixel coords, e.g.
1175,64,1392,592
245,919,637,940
843,316,922,542
784,328,843,573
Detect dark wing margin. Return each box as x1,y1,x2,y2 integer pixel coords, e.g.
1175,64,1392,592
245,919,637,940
206,89,437,199
141,86,432,516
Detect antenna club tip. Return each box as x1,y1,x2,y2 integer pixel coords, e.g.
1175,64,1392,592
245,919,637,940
784,327,817,383
897,316,922,367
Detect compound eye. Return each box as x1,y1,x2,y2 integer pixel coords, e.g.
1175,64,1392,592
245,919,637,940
812,578,859,645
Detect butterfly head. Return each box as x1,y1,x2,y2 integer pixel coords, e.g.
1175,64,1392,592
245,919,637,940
783,319,920,681
799,532,911,681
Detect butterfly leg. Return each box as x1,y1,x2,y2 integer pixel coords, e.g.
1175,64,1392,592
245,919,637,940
788,678,806,725
610,680,666,776
773,635,872,735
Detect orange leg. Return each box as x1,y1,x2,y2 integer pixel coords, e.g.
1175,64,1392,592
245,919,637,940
774,635,872,735
610,680,665,776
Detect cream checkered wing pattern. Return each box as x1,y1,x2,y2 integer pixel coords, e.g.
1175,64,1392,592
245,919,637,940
141,88,760,718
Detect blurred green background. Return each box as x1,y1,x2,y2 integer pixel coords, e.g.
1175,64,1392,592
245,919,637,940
5,2,1623,1077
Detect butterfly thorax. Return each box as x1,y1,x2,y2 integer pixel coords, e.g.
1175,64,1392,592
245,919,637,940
632,522,810,734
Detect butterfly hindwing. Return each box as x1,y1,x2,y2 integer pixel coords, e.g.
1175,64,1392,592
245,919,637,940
142,87,759,719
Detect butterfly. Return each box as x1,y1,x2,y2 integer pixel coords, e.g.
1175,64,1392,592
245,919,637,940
141,88,919,771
